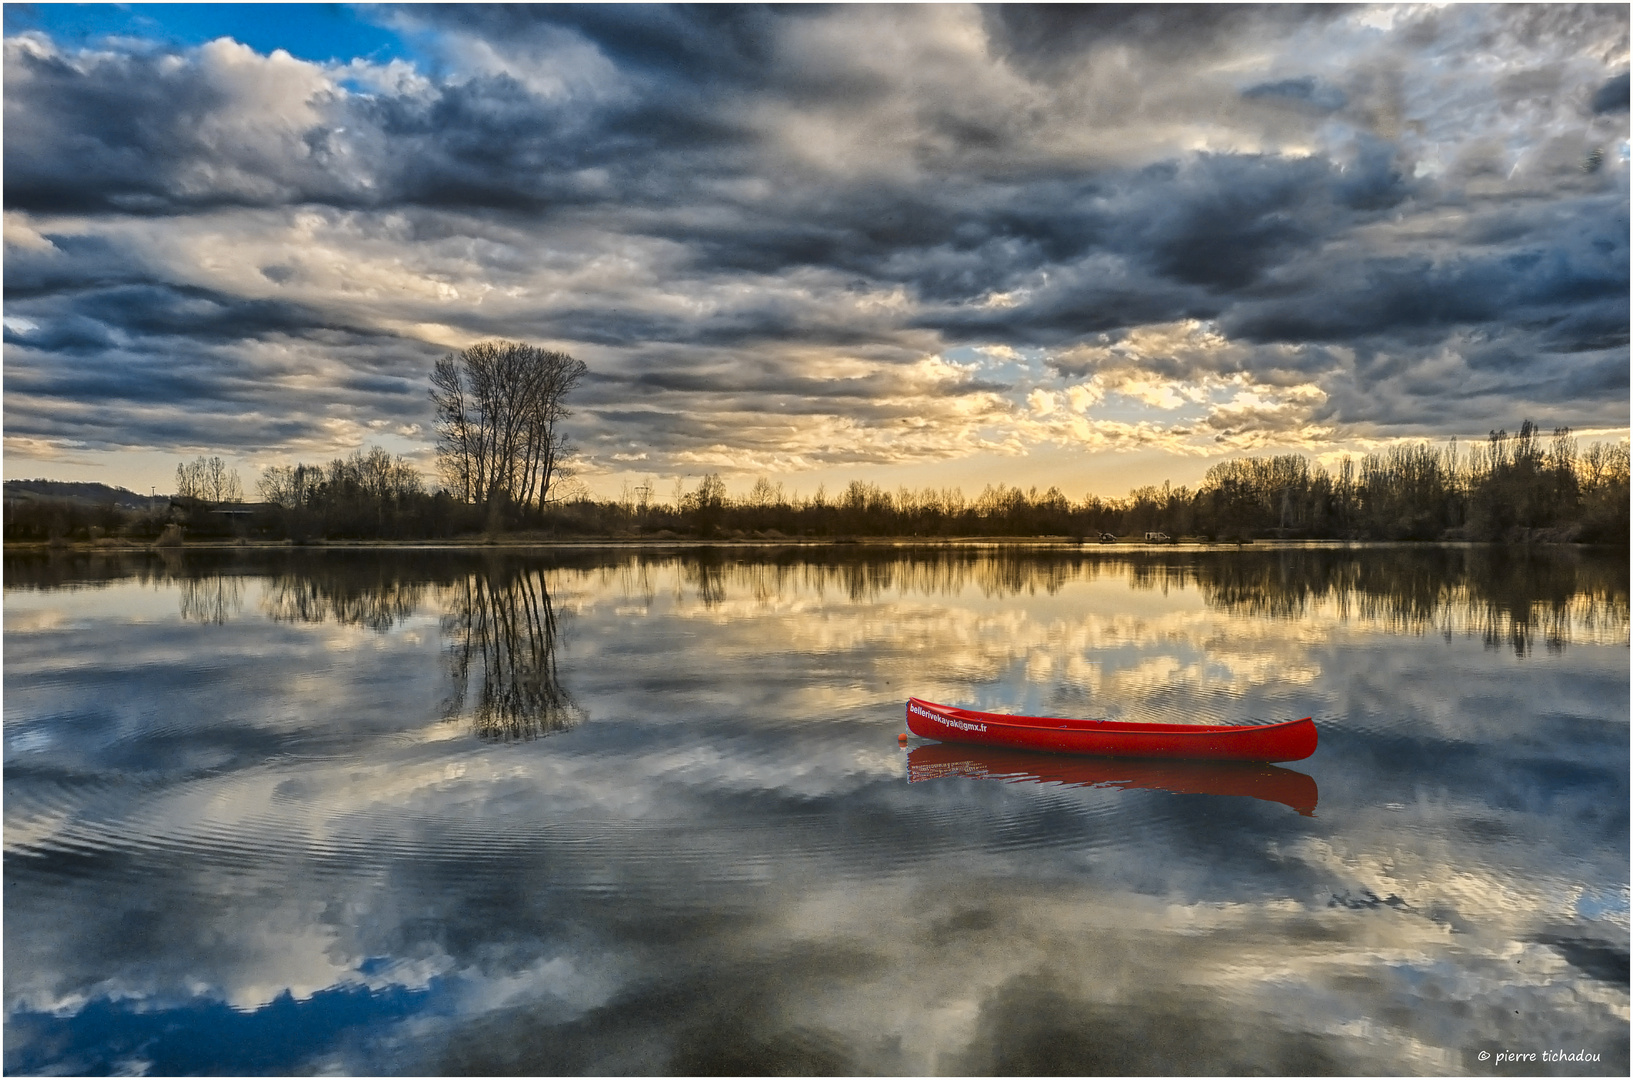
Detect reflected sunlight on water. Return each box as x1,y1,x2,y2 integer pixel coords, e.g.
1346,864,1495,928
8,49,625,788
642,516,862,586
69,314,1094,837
4,544,1627,1074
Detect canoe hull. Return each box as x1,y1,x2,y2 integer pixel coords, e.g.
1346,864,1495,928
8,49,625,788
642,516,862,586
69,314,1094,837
905,698,1317,762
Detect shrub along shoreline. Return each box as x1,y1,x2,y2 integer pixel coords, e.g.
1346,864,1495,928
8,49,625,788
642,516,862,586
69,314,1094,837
6,422,1627,547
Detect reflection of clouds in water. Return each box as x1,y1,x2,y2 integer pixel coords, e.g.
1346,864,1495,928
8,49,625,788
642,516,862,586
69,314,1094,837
3,547,1626,1073
589,577,1313,722
560,551,1625,726
422,877,1625,1075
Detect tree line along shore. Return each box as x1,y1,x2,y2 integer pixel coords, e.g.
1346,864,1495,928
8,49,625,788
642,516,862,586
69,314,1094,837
4,342,1626,547
6,421,1627,547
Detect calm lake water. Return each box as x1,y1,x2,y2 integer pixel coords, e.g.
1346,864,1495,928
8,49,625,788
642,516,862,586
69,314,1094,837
4,544,1628,1075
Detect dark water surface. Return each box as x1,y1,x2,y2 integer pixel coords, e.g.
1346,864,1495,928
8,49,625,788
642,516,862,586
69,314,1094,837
4,544,1627,1075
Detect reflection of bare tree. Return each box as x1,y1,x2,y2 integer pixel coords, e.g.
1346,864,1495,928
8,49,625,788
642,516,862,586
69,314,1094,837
683,550,730,607
1455,549,1629,656
441,565,581,742
178,576,244,624
261,574,425,630
610,560,656,607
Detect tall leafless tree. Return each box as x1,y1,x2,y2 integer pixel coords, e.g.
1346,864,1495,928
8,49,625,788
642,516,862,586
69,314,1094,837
175,455,243,504
429,341,587,510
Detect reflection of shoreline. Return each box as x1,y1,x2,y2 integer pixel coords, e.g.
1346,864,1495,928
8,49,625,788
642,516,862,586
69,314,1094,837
6,544,1624,654
1193,547,1628,654
441,565,581,742
907,743,1319,816
663,546,1626,653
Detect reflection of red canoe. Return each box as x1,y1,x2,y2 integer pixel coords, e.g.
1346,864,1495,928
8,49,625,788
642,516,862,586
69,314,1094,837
905,698,1317,762
907,743,1319,816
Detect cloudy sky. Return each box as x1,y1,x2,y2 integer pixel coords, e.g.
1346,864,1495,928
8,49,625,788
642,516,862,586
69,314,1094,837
4,3,1628,500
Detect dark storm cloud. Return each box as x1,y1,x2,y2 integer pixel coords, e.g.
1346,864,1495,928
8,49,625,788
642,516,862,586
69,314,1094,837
4,299,438,455
3,234,159,299
51,283,382,348
423,3,793,88
1125,155,1339,289
982,3,1345,76
1593,71,1630,113
656,187,1022,288
1538,302,1632,355
928,275,1216,344
652,147,1403,313
934,145,1413,334
1221,206,1630,347
4,40,348,215
1243,76,1349,113
3,249,431,446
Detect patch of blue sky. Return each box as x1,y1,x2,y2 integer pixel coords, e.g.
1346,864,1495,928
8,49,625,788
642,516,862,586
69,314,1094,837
2,978,443,1076
3,3,418,68
945,344,1230,430
1573,885,1630,922
1089,395,1208,427
946,344,1057,409
945,343,1049,374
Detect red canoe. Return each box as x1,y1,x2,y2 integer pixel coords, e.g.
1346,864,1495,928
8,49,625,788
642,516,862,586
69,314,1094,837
907,744,1318,815
905,698,1317,763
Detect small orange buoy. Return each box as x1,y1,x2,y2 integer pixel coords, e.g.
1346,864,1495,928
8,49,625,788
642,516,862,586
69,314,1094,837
898,732,909,745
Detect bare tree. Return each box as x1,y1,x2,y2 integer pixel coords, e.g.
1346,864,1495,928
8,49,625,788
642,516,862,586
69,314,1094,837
260,447,423,508
175,456,243,504
430,341,586,510
746,475,783,507
258,463,323,508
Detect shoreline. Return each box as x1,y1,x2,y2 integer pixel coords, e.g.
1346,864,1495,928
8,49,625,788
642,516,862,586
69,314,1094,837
3,536,1614,554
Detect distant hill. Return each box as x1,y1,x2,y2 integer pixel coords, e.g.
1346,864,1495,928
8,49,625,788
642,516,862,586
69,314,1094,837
3,479,167,511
